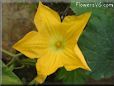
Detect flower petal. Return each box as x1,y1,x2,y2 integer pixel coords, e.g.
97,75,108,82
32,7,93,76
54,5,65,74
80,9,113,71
35,74,47,84
36,52,63,83
74,45,91,71
63,12,91,41
62,46,90,71
34,2,61,35
13,31,49,59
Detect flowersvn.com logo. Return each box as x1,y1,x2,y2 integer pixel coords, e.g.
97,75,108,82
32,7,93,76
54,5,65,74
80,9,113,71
75,2,114,8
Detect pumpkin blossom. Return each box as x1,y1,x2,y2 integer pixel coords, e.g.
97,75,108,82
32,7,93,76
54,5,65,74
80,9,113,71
13,2,91,84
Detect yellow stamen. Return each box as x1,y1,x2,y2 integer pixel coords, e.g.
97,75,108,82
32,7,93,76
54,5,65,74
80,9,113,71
56,41,61,48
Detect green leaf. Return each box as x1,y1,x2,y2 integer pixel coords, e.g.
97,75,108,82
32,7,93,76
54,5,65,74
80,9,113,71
1,60,22,85
56,68,88,84
71,1,114,79
78,8,114,80
21,58,36,66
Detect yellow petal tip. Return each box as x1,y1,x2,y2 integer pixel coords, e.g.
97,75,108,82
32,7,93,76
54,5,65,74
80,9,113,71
85,65,91,71
12,42,18,50
39,1,42,5
87,67,91,71
35,75,47,84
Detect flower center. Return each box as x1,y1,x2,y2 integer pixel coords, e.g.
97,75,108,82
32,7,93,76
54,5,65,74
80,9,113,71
49,35,66,52
55,41,62,48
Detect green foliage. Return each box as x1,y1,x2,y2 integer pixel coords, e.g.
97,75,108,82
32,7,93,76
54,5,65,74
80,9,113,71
1,60,22,85
79,8,114,79
21,58,36,66
56,0,114,84
56,68,88,84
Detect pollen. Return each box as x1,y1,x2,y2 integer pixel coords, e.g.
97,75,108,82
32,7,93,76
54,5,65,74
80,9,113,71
55,41,62,48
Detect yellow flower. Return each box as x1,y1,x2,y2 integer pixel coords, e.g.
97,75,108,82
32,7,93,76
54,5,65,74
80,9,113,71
13,2,91,84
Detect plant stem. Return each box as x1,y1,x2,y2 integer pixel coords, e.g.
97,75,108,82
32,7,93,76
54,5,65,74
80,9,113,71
14,65,25,70
15,53,23,57
29,78,36,85
1,48,15,57
6,56,15,66
61,5,70,20
1,48,23,66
